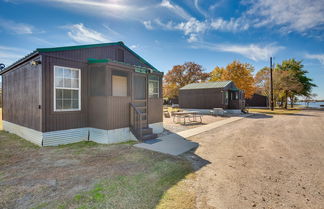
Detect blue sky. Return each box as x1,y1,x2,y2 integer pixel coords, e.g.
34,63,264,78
1,0,324,99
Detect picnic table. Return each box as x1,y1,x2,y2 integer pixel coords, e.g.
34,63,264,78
172,111,202,124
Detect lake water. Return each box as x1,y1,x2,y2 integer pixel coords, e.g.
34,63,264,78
296,102,324,108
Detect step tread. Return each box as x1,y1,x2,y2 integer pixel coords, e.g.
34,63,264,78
141,133,158,141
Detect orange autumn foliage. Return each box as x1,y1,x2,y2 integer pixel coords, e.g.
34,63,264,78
210,61,256,98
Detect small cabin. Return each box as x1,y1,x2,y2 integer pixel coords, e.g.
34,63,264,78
245,93,268,107
0,42,163,146
179,81,245,109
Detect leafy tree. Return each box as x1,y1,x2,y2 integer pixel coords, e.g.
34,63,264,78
277,59,316,108
274,69,303,109
163,62,209,99
209,61,256,98
163,83,178,99
209,66,225,82
254,67,270,98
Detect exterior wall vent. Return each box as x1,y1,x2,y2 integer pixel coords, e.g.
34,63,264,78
116,48,124,62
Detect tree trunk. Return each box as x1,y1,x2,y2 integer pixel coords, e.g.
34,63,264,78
290,96,294,108
284,91,288,109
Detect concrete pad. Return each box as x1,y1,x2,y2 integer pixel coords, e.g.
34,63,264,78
134,114,252,156
177,114,252,138
134,134,198,156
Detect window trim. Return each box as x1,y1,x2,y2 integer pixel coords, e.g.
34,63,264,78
225,91,229,105
53,65,81,112
148,79,159,98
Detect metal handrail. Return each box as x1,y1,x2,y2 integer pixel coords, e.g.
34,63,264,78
129,103,142,139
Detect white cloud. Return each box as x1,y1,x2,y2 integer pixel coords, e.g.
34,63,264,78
246,0,324,33
64,23,109,43
0,18,34,34
143,20,153,30
146,17,248,42
211,18,249,32
216,43,284,61
0,46,28,66
175,18,208,35
194,0,208,17
187,34,199,43
160,0,192,20
305,53,324,65
20,0,155,21
193,42,284,61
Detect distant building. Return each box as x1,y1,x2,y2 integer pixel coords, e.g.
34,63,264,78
179,81,245,109
245,93,268,107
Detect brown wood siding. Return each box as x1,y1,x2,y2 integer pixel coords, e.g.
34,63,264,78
3,45,162,132
88,96,108,130
42,45,150,68
179,89,226,109
43,55,88,132
246,94,268,107
88,64,108,129
2,59,42,131
148,98,163,124
107,96,131,130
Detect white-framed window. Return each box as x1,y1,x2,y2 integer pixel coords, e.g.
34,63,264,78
225,91,229,105
235,92,239,100
148,76,159,98
54,66,81,111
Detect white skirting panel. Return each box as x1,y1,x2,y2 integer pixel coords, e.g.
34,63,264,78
89,127,137,144
149,122,164,134
3,120,138,146
3,120,43,146
42,128,89,146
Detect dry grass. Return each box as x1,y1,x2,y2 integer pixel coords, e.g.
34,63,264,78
156,173,197,209
248,108,302,115
0,129,193,209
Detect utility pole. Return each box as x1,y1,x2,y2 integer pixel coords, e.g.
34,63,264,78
270,57,274,111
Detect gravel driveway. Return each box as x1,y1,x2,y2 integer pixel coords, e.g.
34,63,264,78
186,110,324,209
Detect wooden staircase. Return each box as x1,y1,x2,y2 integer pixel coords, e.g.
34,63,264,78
130,102,157,141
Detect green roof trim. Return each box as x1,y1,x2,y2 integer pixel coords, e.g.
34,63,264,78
230,87,239,91
180,81,232,90
87,58,109,63
37,42,123,53
135,67,148,74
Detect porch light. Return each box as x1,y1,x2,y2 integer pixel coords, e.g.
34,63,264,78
30,60,42,66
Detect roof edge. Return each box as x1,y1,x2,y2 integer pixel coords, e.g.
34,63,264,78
180,81,232,90
0,51,39,75
119,42,159,72
1,41,161,74
37,42,123,53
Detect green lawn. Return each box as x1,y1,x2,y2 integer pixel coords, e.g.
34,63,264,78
0,130,194,209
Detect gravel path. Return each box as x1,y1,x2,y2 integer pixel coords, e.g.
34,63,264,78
186,110,324,209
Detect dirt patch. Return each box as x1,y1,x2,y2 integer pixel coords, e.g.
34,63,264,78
167,110,324,209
